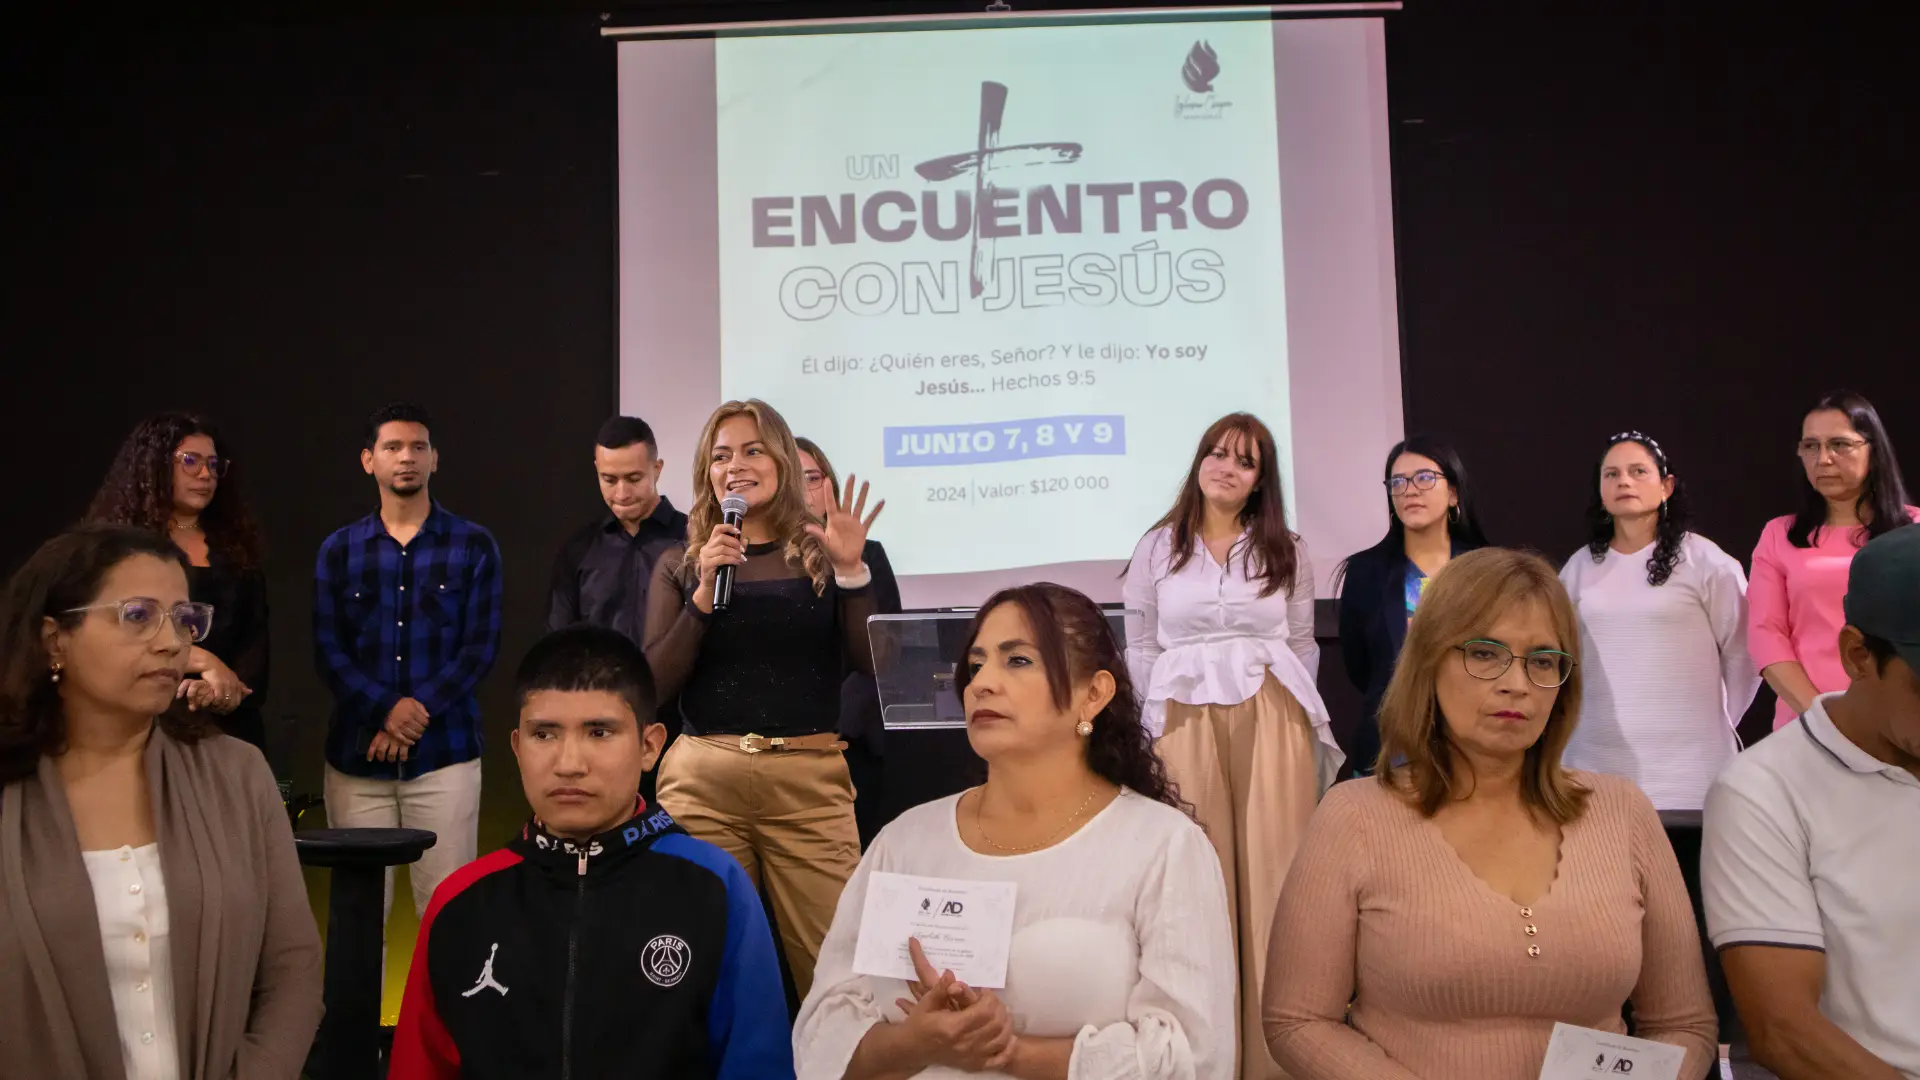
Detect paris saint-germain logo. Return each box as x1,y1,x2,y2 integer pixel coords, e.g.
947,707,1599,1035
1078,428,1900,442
641,934,692,988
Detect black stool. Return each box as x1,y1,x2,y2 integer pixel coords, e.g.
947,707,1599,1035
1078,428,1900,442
1659,809,1748,1055
297,827,437,1080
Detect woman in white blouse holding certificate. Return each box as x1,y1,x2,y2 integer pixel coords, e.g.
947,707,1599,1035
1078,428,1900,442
1559,431,1760,809
1122,412,1343,1080
793,583,1234,1080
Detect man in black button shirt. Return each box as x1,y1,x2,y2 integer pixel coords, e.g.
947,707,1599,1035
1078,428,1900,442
548,416,689,643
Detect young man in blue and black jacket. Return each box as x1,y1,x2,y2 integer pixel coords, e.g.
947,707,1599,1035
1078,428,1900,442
390,625,793,1079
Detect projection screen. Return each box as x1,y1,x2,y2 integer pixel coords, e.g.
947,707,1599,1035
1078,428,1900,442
617,13,1401,607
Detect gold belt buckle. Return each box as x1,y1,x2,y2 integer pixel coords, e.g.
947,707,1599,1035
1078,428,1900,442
739,733,764,754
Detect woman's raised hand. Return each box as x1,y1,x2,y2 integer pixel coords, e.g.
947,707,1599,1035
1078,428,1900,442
805,474,885,575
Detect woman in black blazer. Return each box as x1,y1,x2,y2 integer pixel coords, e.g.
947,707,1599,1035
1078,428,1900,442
1334,435,1489,775
796,437,903,848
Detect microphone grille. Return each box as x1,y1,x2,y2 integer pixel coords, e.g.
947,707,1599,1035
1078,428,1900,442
720,494,750,517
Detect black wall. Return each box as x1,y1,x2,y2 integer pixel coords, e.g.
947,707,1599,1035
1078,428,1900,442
5,3,1914,824
4,16,618,827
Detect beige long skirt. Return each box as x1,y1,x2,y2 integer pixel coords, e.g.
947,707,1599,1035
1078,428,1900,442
1158,674,1319,1080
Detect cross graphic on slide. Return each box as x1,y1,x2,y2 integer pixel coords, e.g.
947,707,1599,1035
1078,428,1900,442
914,82,1084,298
461,942,509,998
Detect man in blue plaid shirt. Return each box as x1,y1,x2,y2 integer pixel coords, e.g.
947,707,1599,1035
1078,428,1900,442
314,402,503,924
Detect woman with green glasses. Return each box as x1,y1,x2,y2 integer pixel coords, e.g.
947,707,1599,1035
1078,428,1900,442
0,525,320,1080
1264,548,1715,1080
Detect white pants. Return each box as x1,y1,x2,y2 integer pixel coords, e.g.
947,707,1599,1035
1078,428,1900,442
323,758,483,923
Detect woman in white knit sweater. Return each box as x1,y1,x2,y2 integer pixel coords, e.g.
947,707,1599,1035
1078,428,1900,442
793,583,1234,1080
1559,431,1760,809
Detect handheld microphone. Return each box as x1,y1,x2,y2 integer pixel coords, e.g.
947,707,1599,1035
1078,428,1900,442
713,494,749,613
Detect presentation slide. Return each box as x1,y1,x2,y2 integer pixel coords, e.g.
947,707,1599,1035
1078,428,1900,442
714,23,1290,577
617,16,1402,607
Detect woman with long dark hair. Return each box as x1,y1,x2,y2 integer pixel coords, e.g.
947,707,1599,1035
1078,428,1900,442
84,413,270,749
644,399,884,997
795,583,1234,1080
1749,390,1918,726
1122,412,1340,1080
0,526,321,1079
796,436,903,849
1558,432,1759,809
1334,435,1490,775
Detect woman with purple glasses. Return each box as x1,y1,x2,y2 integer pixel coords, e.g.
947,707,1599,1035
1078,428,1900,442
86,413,271,750
0,525,322,1079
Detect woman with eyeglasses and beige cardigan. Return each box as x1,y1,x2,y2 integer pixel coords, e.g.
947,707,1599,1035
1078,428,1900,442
0,526,321,1080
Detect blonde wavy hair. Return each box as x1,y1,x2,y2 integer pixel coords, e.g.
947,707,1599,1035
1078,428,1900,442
682,399,833,595
1375,547,1590,824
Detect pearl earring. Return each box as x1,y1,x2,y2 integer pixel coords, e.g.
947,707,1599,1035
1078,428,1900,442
1076,720,1093,737
49,661,62,684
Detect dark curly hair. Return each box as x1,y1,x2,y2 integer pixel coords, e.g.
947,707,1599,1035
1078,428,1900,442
1585,431,1691,586
953,583,1187,813
83,412,264,572
0,525,215,785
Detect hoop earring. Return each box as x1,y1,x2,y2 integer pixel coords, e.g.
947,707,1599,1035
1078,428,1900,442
1448,504,1461,524
1075,720,1093,737
49,662,62,684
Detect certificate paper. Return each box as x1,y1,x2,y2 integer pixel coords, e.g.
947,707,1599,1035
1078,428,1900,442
852,872,1018,989
1539,1022,1685,1080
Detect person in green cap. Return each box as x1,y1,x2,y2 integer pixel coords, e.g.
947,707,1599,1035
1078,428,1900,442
1703,523,1920,1080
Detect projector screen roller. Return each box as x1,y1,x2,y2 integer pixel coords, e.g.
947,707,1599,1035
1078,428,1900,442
618,15,1402,608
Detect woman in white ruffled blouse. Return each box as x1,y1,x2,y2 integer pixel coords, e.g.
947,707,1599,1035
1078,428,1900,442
1123,412,1343,1080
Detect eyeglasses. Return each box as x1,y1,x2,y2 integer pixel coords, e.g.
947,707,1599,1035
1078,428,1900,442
1385,470,1444,496
173,451,230,478
803,470,827,489
64,599,215,643
1455,640,1575,688
1795,438,1868,460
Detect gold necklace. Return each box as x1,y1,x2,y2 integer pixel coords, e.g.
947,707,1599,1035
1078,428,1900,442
170,520,201,532
973,784,1109,854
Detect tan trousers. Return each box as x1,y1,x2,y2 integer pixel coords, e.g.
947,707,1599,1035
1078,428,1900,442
323,758,483,924
1159,675,1319,1080
654,734,861,996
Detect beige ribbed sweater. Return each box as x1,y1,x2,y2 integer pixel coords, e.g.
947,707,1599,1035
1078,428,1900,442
1262,772,1717,1080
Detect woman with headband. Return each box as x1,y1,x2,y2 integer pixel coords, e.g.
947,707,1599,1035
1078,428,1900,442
644,399,885,998
1558,431,1760,809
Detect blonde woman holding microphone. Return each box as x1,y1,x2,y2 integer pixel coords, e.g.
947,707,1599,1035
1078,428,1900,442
644,398,884,997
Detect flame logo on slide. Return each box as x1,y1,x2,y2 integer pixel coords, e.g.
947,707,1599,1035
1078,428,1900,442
1182,41,1221,93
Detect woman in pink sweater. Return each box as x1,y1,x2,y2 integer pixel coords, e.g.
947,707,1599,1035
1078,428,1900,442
1749,390,1918,726
1262,548,1717,1080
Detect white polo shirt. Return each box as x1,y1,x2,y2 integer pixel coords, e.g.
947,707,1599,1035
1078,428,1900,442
1701,693,1920,1078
